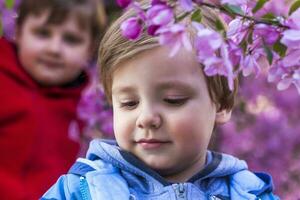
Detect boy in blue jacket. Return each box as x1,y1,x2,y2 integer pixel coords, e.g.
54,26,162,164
42,1,279,199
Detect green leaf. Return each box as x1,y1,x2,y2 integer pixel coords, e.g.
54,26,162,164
263,44,273,65
252,0,270,13
5,0,15,9
191,9,202,23
273,40,287,58
215,19,225,32
223,4,244,17
239,39,248,54
289,0,300,15
261,13,276,20
260,12,281,25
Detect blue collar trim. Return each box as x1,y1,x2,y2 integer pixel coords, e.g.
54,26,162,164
188,151,222,182
68,161,96,176
120,150,222,186
250,172,274,195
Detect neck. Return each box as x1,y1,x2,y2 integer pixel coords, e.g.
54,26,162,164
162,155,206,183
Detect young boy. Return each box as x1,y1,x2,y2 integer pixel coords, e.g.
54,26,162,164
42,1,279,200
0,0,104,199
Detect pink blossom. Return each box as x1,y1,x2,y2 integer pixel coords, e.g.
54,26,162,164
268,57,300,94
131,2,147,21
1,9,17,40
76,66,114,137
281,49,300,67
285,8,300,30
193,22,223,60
254,0,289,17
116,0,132,8
156,24,192,57
281,29,300,49
203,44,235,90
227,18,250,44
242,53,261,77
220,43,235,90
227,39,243,67
277,70,300,95
179,0,194,11
146,4,174,26
221,0,248,6
253,24,280,45
147,25,161,36
203,56,226,76
121,17,143,40
151,0,165,5
268,61,284,83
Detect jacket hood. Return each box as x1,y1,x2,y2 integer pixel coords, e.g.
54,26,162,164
68,139,276,199
85,139,248,185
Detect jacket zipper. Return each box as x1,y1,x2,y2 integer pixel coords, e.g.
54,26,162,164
172,183,186,199
79,176,91,200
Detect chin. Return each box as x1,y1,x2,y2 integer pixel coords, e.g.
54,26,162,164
35,77,63,86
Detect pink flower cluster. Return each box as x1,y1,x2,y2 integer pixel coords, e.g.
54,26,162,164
0,0,21,40
68,67,114,147
219,74,300,199
77,67,114,137
118,0,300,94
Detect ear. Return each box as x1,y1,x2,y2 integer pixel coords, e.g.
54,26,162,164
215,109,232,125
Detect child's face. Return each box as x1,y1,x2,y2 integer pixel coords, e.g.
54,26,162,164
16,11,92,86
112,46,226,182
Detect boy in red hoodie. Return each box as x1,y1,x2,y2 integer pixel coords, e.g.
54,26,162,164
0,0,104,199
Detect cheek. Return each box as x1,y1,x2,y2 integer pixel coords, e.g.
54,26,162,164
65,45,91,64
113,111,134,147
167,111,213,146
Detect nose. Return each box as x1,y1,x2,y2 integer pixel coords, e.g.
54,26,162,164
47,36,62,54
136,105,162,129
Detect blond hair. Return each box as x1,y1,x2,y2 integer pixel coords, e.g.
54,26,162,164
99,0,238,111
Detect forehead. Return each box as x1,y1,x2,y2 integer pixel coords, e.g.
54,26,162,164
21,5,92,31
23,10,90,33
112,46,207,93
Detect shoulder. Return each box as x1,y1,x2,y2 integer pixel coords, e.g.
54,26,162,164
41,157,130,200
229,170,279,199
41,174,83,200
214,152,279,199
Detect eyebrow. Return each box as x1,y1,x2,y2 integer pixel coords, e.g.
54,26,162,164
157,81,195,92
112,81,195,95
112,86,137,95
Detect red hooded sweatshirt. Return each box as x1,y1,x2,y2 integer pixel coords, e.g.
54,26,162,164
0,38,88,200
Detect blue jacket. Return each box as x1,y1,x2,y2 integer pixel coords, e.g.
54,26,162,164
41,139,279,200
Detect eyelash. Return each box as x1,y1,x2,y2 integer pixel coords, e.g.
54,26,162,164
63,35,83,45
120,101,138,109
164,98,188,106
34,28,50,38
119,97,188,109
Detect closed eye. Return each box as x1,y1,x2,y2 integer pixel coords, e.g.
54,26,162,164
120,101,138,109
63,33,84,45
33,27,51,38
164,98,188,106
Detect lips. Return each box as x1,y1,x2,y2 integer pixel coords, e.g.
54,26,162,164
136,139,170,149
38,58,63,68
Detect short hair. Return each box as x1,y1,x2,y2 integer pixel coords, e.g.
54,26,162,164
99,1,238,111
16,0,106,56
